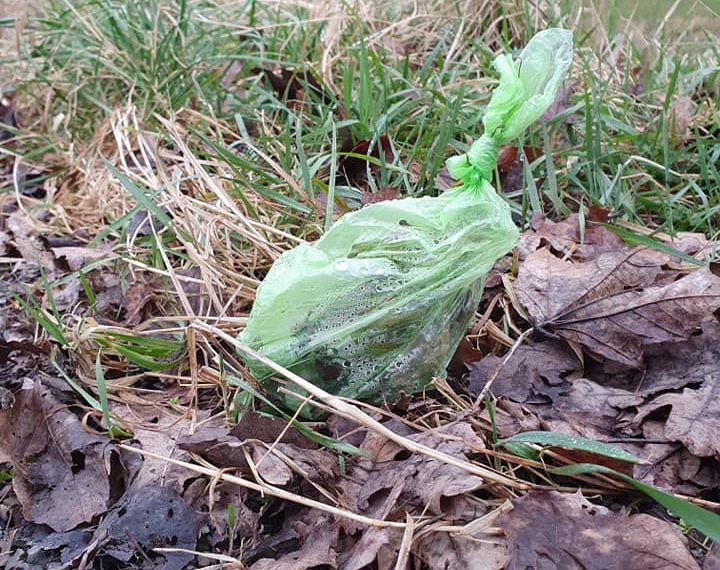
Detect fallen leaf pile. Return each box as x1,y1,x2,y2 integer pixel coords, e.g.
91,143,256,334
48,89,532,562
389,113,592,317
2,196,720,568
471,215,720,500
502,491,700,569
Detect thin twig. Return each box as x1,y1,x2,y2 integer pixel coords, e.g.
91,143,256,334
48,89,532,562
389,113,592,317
472,328,532,409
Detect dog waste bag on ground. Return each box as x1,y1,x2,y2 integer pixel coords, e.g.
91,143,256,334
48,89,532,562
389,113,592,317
239,29,573,415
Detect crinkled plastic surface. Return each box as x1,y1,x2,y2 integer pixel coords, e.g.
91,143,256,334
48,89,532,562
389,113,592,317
239,29,573,416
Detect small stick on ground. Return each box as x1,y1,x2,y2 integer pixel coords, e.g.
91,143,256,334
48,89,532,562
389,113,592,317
471,328,532,409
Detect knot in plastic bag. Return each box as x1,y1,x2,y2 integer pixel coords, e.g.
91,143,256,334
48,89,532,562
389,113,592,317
467,134,500,179
445,134,499,184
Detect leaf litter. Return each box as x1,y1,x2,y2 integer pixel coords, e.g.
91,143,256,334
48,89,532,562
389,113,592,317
4,200,720,567
501,491,700,570
1,32,719,569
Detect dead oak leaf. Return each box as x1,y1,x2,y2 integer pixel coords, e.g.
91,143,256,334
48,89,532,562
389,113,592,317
514,247,720,367
250,514,338,570
517,214,624,261
633,380,720,457
467,340,581,403
705,542,720,570
230,411,318,448
337,422,486,536
634,439,717,496
0,379,114,532
95,484,203,570
360,186,400,206
339,527,403,570
179,414,336,486
337,135,395,194
625,321,720,458
501,491,699,570
529,378,644,442
636,320,720,397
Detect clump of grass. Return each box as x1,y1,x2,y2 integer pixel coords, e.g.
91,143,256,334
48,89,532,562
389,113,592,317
23,0,241,141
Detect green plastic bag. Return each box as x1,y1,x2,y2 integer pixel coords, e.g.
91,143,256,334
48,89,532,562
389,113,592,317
239,29,573,415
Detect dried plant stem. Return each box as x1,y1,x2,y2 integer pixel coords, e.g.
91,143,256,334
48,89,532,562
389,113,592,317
119,444,408,529
471,328,532,409
394,513,415,570
192,321,529,491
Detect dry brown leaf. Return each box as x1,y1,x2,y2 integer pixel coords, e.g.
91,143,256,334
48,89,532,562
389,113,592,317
515,247,720,367
95,484,203,570
496,145,541,194
448,336,485,376
434,165,455,191
634,438,717,496
178,425,249,467
250,442,294,485
250,441,338,486
633,379,720,457
122,273,164,327
124,407,215,490
360,186,400,206
414,530,507,570
485,399,543,439
531,378,643,441
250,514,338,570
229,411,318,449
467,340,581,403
179,414,336,486
50,245,108,272
637,321,720,396
339,527,403,570
337,135,394,194
501,491,699,570
5,209,55,270
517,214,624,261
337,422,486,535
705,542,720,570
0,379,115,532
626,320,720,457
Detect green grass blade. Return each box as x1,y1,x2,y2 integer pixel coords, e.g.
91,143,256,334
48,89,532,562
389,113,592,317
102,159,172,227
95,352,114,433
51,351,102,410
604,224,708,266
499,431,642,464
551,463,720,542
225,374,363,457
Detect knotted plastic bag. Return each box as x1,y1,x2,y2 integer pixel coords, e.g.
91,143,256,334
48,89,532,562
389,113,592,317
239,29,573,415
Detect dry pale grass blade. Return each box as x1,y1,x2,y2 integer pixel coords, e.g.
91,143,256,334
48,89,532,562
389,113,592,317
471,328,532,408
394,513,415,570
118,443,409,529
152,548,242,567
49,113,134,235
430,499,513,534
47,105,297,311
192,321,529,490
310,0,536,92
158,112,302,244
39,105,291,345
